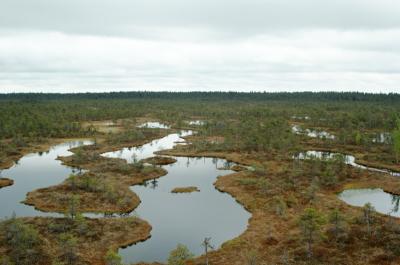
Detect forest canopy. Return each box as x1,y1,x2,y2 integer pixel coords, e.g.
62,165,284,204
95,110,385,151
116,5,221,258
0,92,399,140
1,91,400,102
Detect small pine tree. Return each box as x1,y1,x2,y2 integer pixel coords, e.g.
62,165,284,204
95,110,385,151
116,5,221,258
393,129,400,163
66,174,77,190
74,213,88,235
59,233,78,265
167,244,194,265
329,208,345,241
299,208,326,258
355,131,362,145
105,250,122,265
66,195,80,220
363,203,375,236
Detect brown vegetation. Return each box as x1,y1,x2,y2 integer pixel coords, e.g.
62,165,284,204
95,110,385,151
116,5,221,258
141,156,177,165
158,134,400,265
81,120,124,134
24,135,169,214
0,216,151,265
171,186,200,193
2,97,400,265
0,177,13,189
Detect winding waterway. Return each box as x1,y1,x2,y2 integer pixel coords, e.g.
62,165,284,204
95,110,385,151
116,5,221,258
294,150,400,177
0,123,250,264
101,123,250,263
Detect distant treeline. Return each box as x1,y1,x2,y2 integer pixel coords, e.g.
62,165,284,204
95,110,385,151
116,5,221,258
1,91,400,103
0,91,399,140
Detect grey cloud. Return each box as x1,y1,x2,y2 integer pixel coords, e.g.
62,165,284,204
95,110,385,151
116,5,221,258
0,0,399,93
1,0,400,39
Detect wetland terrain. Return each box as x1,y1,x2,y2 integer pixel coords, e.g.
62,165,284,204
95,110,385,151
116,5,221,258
1,92,400,265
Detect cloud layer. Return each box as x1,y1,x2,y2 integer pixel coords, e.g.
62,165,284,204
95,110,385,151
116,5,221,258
0,0,399,93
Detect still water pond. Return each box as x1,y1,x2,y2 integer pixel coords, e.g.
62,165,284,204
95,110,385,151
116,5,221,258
339,189,400,217
102,129,250,263
0,124,250,264
296,151,400,217
0,140,93,219
121,157,250,263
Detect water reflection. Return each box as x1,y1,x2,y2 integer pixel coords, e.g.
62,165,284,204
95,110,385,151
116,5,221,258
1,129,250,264
137,122,170,129
101,130,250,263
120,157,250,263
291,115,311,120
292,125,335,139
187,120,205,126
0,140,93,219
294,150,400,177
339,189,400,217
101,130,192,162
372,132,391,144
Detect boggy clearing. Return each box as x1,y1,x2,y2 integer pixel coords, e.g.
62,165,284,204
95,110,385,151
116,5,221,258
1,92,400,265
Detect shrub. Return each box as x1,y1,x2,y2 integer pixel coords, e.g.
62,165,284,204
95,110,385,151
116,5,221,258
105,250,122,265
3,217,41,265
168,244,194,265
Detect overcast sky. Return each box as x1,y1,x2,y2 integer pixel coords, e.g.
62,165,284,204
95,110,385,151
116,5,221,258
0,0,399,93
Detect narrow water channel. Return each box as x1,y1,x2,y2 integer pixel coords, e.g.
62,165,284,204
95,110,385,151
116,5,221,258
294,150,400,177
102,130,192,162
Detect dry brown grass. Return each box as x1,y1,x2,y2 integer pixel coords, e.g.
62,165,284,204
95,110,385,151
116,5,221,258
141,156,177,165
154,136,400,265
24,157,167,214
0,177,13,189
0,216,151,265
171,186,200,193
4,117,400,265
81,120,124,134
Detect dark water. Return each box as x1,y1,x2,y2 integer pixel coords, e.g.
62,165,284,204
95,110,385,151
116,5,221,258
0,140,93,219
339,188,400,217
